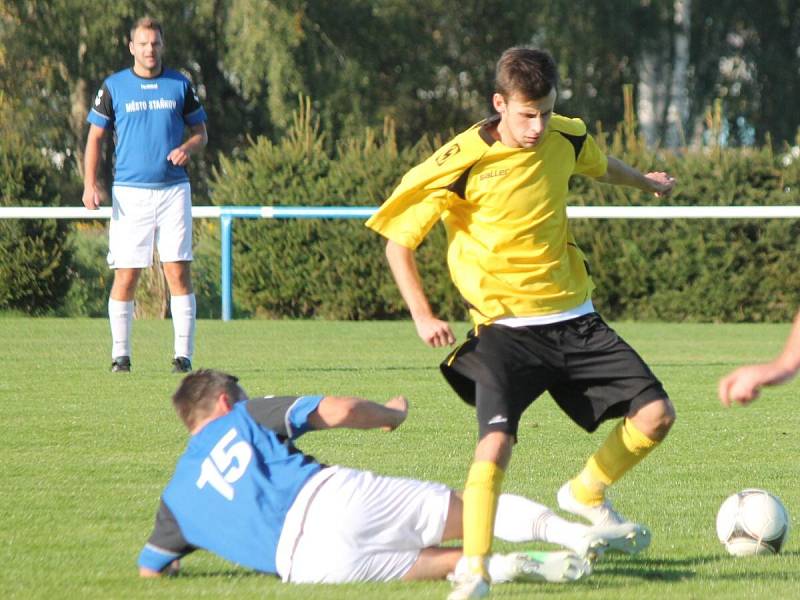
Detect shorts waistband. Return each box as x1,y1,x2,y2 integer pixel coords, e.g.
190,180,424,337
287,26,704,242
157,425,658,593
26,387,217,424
493,299,595,328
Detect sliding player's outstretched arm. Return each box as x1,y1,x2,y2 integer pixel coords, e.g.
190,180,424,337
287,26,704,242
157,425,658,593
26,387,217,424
309,394,409,432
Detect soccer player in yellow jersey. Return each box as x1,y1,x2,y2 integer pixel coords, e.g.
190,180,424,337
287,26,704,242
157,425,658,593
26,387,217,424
366,47,677,600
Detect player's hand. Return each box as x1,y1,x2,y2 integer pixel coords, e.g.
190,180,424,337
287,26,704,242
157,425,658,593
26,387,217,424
415,315,456,348
139,559,179,578
82,184,102,209
717,363,793,407
718,368,762,407
645,171,676,198
167,146,191,166
381,395,408,432
165,559,181,576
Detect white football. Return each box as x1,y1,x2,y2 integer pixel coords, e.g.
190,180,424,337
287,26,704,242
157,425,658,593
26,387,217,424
716,489,789,556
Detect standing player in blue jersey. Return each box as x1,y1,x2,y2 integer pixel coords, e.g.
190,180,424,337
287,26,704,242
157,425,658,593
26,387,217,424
138,370,647,587
82,16,208,373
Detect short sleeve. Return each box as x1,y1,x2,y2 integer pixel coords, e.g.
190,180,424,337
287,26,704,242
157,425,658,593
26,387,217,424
246,395,324,439
367,186,455,250
285,395,324,438
182,81,207,126
86,82,114,129
367,125,494,250
574,133,607,178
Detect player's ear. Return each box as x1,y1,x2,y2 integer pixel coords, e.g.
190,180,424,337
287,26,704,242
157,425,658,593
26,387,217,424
129,40,135,56
218,392,234,413
493,93,508,115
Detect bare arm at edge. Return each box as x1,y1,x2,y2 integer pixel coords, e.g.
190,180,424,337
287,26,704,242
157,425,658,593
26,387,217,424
718,309,800,406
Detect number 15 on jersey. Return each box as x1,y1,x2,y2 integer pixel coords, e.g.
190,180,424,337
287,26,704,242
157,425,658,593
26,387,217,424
196,428,253,500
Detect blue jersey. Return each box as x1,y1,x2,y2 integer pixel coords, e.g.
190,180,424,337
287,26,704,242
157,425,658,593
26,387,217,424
138,395,324,574
87,68,207,188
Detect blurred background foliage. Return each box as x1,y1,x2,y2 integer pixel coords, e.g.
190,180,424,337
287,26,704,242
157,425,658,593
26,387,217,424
1,1,799,319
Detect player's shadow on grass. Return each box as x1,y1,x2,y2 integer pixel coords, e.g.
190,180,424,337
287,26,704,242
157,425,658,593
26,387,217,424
594,551,800,583
650,362,738,368
590,555,719,581
175,568,263,579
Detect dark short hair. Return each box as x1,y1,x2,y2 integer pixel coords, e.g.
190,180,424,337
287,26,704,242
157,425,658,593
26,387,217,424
130,16,163,42
495,47,558,101
172,369,242,429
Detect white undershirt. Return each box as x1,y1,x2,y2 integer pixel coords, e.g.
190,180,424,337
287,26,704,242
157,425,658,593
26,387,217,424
493,299,595,327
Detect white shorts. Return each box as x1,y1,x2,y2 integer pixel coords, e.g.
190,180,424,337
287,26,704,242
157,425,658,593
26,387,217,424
107,182,193,268
276,466,452,583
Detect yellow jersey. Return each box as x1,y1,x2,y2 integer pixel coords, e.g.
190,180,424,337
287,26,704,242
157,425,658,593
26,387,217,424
366,114,608,325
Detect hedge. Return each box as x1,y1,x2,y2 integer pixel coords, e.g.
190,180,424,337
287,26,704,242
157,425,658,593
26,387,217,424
209,103,800,322
211,101,460,319
0,133,74,315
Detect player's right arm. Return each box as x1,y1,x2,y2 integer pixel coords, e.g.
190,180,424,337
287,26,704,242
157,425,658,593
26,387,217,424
386,240,455,348
83,81,115,209
718,309,800,406
82,124,107,209
366,131,478,348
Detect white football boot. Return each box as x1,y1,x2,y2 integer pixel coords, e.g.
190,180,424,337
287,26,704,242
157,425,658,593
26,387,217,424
574,522,652,560
490,551,592,584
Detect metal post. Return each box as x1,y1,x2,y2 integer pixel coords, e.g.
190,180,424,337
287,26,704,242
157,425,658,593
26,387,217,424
221,214,233,321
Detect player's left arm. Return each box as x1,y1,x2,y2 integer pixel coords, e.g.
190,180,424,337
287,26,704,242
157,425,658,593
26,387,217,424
247,394,408,440
309,395,408,432
167,123,208,167
597,156,676,197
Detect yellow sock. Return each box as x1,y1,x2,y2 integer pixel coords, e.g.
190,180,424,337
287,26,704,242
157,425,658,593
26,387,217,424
462,460,505,578
571,418,659,506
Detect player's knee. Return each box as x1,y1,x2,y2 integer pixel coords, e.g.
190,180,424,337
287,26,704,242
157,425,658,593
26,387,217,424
112,268,141,296
646,399,676,440
629,398,675,441
163,262,193,294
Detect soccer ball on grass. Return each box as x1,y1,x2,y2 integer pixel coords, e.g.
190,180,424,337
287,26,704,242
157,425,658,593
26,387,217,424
716,489,789,556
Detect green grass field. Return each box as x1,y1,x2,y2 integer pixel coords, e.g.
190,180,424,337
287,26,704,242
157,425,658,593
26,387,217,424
1,318,798,599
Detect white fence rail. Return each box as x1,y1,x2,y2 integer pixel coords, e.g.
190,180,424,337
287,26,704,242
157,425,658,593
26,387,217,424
2,204,799,320
5,205,800,220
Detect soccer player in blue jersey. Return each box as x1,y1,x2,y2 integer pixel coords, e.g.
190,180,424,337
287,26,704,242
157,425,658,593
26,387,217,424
82,16,208,374
138,370,647,586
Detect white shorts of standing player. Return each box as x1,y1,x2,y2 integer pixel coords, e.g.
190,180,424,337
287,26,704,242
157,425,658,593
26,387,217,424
108,182,192,268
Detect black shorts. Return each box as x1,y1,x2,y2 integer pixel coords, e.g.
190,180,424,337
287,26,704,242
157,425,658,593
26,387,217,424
440,313,669,438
